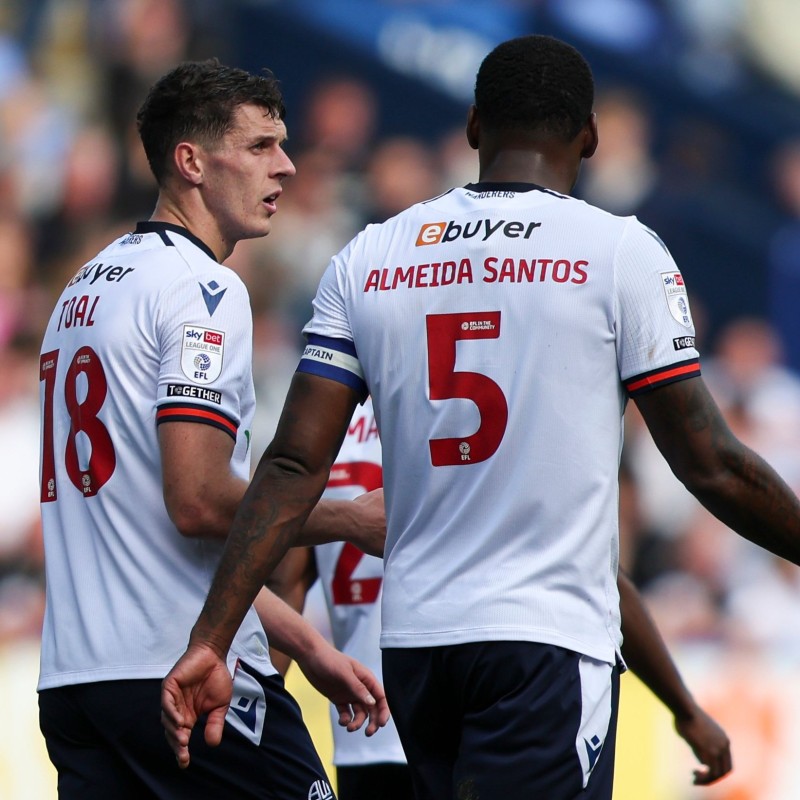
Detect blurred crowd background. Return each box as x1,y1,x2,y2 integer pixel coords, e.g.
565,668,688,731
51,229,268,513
2,1,800,798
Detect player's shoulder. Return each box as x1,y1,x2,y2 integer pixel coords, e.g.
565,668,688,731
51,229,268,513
564,194,635,228
566,198,669,252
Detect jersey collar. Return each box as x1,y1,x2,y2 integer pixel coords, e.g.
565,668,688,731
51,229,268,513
464,182,566,198
135,221,218,262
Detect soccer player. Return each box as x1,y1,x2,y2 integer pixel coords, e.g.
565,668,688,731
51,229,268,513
37,60,388,800
162,36,800,799
265,398,731,798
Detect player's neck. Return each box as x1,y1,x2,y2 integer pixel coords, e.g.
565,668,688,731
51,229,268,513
148,195,230,262
477,149,579,195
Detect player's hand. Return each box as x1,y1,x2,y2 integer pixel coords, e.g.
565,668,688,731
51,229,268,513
161,643,233,768
348,488,386,557
296,640,390,736
674,704,732,785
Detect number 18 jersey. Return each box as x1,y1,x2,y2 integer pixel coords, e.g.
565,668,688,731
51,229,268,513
299,183,701,665
38,222,272,690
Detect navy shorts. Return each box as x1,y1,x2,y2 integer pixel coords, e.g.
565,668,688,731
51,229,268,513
336,762,413,800
382,641,620,800
39,661,335,800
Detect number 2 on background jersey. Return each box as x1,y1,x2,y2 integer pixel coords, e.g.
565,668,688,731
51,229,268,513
426,311,509,466
330,462,383,605
40,346,117,502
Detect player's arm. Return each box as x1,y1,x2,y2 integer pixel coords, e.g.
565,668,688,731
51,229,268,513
618,570,732,785
252,584,388,735
634,376,800,565
296,488,385,557
259,546,318,675
160,421,248,538
159,420,384,553
161,373,378,764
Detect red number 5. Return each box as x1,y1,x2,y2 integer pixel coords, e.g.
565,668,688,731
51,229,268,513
426,312,508,467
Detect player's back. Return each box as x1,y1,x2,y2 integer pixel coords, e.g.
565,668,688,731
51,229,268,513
305,183,699,663
38,223,267,689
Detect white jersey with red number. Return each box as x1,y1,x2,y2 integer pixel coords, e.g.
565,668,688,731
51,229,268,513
313,397,406,765
299,183,701,665
38,222,274,690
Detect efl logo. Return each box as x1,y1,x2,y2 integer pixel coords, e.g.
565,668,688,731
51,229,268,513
204,331,223,346
416,222,446,246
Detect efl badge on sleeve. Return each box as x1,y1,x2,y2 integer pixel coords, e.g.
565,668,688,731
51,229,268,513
660,271,693,328
180,325,225,383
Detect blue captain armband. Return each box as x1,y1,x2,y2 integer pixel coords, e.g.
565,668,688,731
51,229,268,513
297,334,368,400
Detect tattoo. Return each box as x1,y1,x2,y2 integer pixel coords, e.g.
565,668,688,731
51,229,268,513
637,377,800,566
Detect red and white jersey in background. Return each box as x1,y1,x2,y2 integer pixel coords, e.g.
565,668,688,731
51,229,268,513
314,397,406,765
38,222,273,690
299,182,701,665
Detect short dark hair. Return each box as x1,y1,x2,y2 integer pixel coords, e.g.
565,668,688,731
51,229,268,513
474,35,594,141
136,59,286,185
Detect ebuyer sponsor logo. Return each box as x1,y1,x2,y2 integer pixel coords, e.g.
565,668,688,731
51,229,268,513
416,218,542,246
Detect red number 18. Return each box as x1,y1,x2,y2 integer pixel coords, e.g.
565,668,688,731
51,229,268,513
40,346,117,501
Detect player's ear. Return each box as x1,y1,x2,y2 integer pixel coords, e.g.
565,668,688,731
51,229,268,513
466,105,480,150
173,141,204,186
580,113,598,160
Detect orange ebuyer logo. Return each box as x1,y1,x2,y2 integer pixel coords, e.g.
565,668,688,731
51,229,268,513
416,222,446,246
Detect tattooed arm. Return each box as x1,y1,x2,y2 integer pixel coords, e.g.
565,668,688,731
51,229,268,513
161,372,374,766
635,376,800,564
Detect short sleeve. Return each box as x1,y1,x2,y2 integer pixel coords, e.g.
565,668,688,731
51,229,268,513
615,219,701,396
154,271,254,440
299,239,368,399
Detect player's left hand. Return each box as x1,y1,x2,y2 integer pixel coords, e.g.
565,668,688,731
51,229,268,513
674,704,732,785
296,640,390,736
161,643,233,768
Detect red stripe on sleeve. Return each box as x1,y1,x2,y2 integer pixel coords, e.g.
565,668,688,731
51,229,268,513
156,406,238,437
626,362,701,393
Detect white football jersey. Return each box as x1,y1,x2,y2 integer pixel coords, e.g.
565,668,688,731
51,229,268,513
313,397,406,766
299,183,701,665
38,222,273,690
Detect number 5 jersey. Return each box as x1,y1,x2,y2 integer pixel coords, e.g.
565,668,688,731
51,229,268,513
298,182,701,666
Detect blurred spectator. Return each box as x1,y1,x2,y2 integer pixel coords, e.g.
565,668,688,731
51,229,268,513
0,332,45,643
296,75,380,215
0,72,75,220
767,138,800,377
725,554,800,659
298,75,379,172
437,124,476,190
577,87,658,216
669,0,747,92
362,135,441,223
90,0,195,139
0,212,35,345
703,317,800,467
